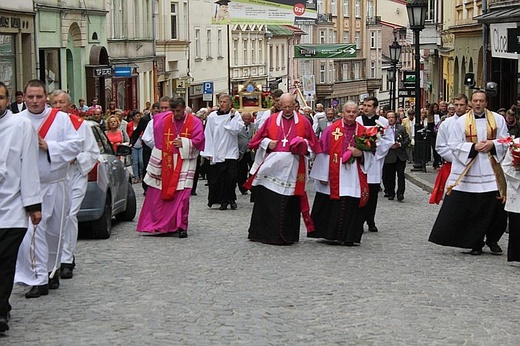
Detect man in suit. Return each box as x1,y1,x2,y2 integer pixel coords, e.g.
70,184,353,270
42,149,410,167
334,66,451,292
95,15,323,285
383,111,410,201
9,91,26,114
315,108,339,138
237,112,256,195
400,109,415,163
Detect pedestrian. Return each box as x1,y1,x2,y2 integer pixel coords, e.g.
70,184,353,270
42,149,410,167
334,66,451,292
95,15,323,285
401,108,415,163
428,102,442,169
308,101,371,246
429,90,508,255
9,90,26,114
501,136,520,263
237,111,257,195
15,79,82,298
91,106,105,131
105,115,129,153
127,110,144,183
355,96,392,232
505,108,520,137
49,90,99,280
246,93,321,245
137,97,205,237
315,107,340,138
430,93,468,204
382,111,410,201
0,82,42,333
201,94,243,210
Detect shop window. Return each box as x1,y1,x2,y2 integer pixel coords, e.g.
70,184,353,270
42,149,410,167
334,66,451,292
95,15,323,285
39,49,61,93
0,35,16,99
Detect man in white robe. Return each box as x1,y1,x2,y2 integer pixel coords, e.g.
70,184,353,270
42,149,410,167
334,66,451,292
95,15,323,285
0,82,42,333
429,90,508,255
201,94,244,210
355,96,393,232
49,90,99,279
15,80,82,298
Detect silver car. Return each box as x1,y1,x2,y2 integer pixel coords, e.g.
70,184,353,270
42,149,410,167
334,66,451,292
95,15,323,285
77,121,137,239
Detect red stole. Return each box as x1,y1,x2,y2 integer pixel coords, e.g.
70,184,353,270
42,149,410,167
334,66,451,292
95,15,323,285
38,108,60,138
267,114,307,196
429,162,452,204
329,121,369,207
69,114,84,130
161,113,194,200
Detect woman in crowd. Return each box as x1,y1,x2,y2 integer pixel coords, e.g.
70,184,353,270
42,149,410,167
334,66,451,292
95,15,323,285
127,110,144,183
105,114,129,153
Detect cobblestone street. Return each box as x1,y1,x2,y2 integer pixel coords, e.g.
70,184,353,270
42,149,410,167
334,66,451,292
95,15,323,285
3,176,520,345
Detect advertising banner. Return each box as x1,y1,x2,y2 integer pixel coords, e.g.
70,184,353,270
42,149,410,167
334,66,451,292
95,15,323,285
212,0,317,25
294,44,357,59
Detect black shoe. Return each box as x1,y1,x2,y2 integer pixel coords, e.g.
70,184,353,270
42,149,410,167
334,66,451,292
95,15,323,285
383,193,389,197
48,273,59,290
61,266,73,279
368,226,378,232
25,284,49,298
0,316,8,333
219,203,228,210
486,241,503,254
178,229,188,238
190,192,197,196
466,248,483,256
230,201,237,210
397,194,404,201
388,196,395,200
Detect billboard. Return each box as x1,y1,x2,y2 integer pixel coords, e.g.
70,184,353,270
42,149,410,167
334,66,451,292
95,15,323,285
294,44,357,59
212,0,317,25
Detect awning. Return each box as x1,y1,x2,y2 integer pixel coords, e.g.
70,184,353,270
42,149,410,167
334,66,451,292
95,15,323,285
475,6,520,24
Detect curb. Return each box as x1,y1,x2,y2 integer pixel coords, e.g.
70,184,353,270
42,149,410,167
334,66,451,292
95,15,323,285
405,172,433,193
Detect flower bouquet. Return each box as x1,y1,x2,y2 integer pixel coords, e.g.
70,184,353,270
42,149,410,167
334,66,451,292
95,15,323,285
342,123,386,164
498,136,520,171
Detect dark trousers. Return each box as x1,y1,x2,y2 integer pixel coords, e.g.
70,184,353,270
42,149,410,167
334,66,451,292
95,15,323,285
0,228,27,318
365,183,380,227
237,153,254,194
192,155,202,194
508,213,520,262
207,159,238,206
142,144,152,192
383,159,406,198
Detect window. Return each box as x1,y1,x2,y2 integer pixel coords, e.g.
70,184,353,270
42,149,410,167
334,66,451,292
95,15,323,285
195,29,201,59
342,63,349,81
370,61,375,78
275,45,279,70
320,63,326,83
367,0,373,18
355,0,361,18
331,0,337,16
207,29,212,58
370,32,376,48
233,39,239,66
328,62,334,82
258,39,263,65
355,32,361,49
243,39,248,64
269,44,273,71
281,45,285,69
251,39,256,64
112,0,126,38
40,49,61,93
171,3,177,39
217,29,223,57
0,35,16,96
343,0,349,17
343,34,350,44
353,62,360,79
319,30,325,44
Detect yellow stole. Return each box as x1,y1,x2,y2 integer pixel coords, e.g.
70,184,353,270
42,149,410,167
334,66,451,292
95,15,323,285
464,109,506,201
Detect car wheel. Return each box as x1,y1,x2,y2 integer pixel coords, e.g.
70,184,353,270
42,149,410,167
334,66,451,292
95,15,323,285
91,192,112,239
116,183,137,222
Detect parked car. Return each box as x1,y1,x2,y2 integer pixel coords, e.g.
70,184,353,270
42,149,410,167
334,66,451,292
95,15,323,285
77,121,137,239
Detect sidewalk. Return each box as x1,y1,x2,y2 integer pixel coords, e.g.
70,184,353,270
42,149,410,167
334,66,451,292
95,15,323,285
404,164,437,193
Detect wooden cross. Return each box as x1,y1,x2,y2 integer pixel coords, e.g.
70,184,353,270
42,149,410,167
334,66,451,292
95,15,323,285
332,127,343,141
281,138,289,147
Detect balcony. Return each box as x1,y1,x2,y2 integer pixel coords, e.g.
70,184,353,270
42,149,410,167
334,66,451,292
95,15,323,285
366,16,381,26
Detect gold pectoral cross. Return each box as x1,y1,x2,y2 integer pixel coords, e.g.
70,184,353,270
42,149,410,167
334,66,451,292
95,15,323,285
332,127,343,141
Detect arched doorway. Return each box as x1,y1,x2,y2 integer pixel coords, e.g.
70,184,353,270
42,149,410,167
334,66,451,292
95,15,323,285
66,22,82,102
86,45,111,111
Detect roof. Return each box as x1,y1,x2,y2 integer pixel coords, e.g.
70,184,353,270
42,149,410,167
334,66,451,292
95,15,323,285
284,25,306,35
266,25,295,36
474,5,520,24
380,20,405,30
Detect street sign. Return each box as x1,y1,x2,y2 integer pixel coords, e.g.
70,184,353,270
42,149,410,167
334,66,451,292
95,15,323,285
490,23,519,59
399,89,416,97
203,82,213,102
294,44,357,59
175,79,186,94
508,27,520,53
114,66,132,77
403,71,416,89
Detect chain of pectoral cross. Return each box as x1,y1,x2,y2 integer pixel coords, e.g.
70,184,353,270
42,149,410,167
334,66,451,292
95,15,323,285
280,117,294,147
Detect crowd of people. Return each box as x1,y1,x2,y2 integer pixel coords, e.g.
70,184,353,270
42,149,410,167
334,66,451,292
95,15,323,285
3,80,520,335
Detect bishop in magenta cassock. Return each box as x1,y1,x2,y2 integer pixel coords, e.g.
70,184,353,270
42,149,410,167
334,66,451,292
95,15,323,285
136,97,204,238
246,93,321,245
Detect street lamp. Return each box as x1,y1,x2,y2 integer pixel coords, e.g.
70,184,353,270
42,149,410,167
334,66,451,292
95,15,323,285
389,37,402,110
388,67,396,110
265,30,273,91
407,0,428,172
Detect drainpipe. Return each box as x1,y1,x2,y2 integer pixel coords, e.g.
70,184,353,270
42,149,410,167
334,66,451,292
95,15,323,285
34,1,40,80
482,0,488,85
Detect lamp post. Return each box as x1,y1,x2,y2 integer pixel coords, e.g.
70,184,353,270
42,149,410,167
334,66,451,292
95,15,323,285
265,30,273,91
388,67,396,110
407,0,428,172
389,37,402,110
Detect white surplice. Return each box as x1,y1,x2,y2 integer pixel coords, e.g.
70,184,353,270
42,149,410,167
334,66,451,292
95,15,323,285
446,111,508,193
0,110,42,229
201,109,243,164
355,116,392,184
61,119,100,265
16,107,83,286
435,115,460,163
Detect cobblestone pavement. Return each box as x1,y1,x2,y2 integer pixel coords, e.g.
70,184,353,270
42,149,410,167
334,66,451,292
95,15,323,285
3,177,520,345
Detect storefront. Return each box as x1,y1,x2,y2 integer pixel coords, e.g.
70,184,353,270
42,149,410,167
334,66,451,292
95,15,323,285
0,9,35,100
